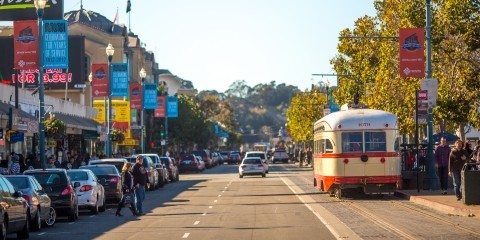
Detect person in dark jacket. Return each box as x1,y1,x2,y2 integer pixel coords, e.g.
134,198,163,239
435,137,451,195
116,162,137,216
132,155,146,215
449,139,468,200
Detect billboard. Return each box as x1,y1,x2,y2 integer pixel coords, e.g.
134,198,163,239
0,0,64,21
399,28,425,78
0,35,85,89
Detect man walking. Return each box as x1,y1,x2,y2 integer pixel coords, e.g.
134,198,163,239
132,155,147,215
435,137,451,195
449,139,468,201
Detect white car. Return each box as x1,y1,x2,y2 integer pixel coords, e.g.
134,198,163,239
244,151,269,173
68,169,106,214
239,157,266,178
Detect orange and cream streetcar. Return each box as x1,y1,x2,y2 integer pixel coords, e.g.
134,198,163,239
313,103,401,198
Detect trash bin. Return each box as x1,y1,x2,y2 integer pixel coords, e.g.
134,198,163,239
461,163,480,205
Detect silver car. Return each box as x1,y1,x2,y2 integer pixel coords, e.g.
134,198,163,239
244,151,269,173
238,157,266,178
68,169,106,214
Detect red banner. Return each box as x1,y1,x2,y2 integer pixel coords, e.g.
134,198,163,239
130,83,142,110
91,64,109,98
14,20,38,70
399,28,424,78
154,96,166,118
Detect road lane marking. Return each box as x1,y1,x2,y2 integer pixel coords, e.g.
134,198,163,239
38,232,46,236
202,212,207,216
224,186,228,188
68,222,74,225
214,200,218,203
218,194,222,197
194,221,200,225
182,233,190,238
90,215,95,218
209,206,213,208
280,176,361,240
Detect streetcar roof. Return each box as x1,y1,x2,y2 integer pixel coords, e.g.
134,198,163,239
314,108,398,131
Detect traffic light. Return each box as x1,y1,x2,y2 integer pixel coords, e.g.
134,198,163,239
160,125,164,138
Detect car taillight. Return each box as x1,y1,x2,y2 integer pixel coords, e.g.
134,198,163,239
22,195,31,204
109,177,120,184
61,186,74,195
241,165,247,169
80,185,93,192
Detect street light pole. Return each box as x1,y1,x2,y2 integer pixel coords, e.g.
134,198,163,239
35,0,47,170
106,43,115,158
139,67,146,153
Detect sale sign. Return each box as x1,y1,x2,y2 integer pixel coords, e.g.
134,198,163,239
399,28,425,78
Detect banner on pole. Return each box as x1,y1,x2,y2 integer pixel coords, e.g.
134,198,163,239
13,20,38,70
154,96,165,118
111,63,129,97
129,83,142,110
42,20,68,69
91,64,109,98
143,83,158,110
399,28,425,78
167,96,178,118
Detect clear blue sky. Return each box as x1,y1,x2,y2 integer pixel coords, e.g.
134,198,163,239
70,1,377,92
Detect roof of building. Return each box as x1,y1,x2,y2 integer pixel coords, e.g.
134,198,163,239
64,8,125,35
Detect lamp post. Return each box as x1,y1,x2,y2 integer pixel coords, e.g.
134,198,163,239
35,0,47,170
139,67,146,153
106,43,115,158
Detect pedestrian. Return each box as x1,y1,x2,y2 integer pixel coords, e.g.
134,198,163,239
464,142,474,160
116,162,137,216
9,154,21,175
449,139,468,201
435,137,451,195
132,155,146,216
46,156,57,168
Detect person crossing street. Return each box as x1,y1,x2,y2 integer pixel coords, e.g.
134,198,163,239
132,155,147,216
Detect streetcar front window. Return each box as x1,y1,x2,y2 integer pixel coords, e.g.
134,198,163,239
342,132,363,153
365,132,386,152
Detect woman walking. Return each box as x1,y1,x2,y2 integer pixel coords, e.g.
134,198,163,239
115,162,137,216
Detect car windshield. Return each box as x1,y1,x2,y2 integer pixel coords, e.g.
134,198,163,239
160,157,170,165
81,166,117,175
68,171,89,181
247,153,265,159
6,177,29,189
243,158,261,164
28,173,64,186
90,161,124,173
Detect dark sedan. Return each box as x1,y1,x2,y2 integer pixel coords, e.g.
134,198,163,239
24,168,79,222
0,175,30,239
80,164,123,203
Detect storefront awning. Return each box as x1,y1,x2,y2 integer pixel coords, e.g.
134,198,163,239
0,101,35,120
53,112,100,131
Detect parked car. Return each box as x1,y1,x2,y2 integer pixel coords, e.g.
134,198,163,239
160,156,179,182
24,168,79,222
211,152,223,165
244,151,269,173
226,152,241,165
0,175,30,239
219,151,230,164
192,150,215,168
272,149,289,163
79,164,123,203
5,175,56,230
89,158,128,173
67,169,106,214
179,154,203,173
238,157,266,178
139,153,168,187
125,155,159,191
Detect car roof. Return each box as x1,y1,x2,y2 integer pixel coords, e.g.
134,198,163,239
82,164,116,168
24,168,67,173
246,151,265,154
92,158,127,162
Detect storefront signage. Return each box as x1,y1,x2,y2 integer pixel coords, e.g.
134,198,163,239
6,130,24,143
143,83,158,110
42,20,68,69
0,0,64,21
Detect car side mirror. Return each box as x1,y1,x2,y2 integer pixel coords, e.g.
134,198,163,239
73,182,81,188
13,190,23,198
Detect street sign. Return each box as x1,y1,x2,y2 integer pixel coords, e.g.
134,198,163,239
421,78,438,107
74,84,86,88
418,90,427,100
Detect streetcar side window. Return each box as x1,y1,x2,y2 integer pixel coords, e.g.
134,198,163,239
365,132,386,152
318,139,334,153
342,132,363,153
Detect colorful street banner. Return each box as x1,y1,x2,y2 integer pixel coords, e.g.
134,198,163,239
143,83,158,110
111,63,129,97
0,0,64,21
13,20,38,70
399,28,425,78
129,83,142,110
154,96,165,118
92,100,131,138
91,64,109,98
167,96,178,118
42,20,68,69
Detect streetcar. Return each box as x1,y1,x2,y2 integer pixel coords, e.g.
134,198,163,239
313,103,401,198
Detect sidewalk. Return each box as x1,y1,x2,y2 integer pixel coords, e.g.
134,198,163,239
395,189,480,217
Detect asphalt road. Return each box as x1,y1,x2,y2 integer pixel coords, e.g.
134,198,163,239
22,163,337,240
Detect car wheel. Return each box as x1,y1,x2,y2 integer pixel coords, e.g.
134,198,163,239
31,209,42,231
0,216,7,240
91,196,99,214
17,213,29,239
43,207,56,227
239,174,243,178
262,173,266,178
99,195,106,212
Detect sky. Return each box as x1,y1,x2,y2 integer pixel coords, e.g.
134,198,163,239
68,0,377,92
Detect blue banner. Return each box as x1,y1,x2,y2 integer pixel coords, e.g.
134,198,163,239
42,20,68,69
143,83,158,110
111,63,129,97
167,96,178,118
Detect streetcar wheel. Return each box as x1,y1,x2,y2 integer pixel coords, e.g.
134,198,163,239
335,188,342,199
